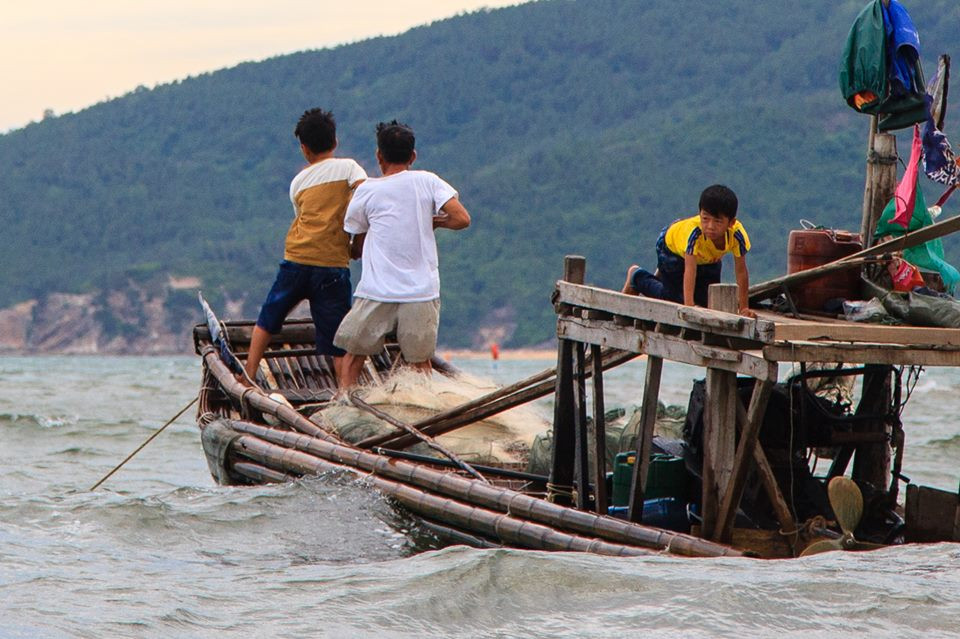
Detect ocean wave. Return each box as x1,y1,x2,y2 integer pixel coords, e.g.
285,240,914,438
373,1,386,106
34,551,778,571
0,412,78,429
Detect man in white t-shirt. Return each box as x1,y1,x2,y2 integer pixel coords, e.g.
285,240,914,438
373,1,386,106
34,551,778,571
333,120,470,389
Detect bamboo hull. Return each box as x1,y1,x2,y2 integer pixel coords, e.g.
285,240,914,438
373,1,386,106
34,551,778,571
193,320,744,559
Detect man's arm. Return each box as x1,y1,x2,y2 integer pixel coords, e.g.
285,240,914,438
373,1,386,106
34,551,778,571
434,197,471,230
734,255,756,318
349,233,366,260
683,254,698,306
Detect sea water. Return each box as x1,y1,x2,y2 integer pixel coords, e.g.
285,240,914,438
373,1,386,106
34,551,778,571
2,355,960,638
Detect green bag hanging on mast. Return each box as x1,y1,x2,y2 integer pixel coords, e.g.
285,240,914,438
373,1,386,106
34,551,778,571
839,0,888,115
839,0,927,132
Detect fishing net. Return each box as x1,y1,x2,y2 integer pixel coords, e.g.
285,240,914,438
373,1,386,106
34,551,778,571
525,402,688,476
310,370,550,466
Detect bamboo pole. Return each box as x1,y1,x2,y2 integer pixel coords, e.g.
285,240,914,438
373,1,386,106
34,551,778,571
228,428,652,556
748,212,960,302
90,396,198,491
372,447,548,482
201,347,342,443
216,419,744,557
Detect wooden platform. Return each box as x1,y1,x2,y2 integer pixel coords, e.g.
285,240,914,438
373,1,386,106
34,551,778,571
550,261,960,554
555,281,960,370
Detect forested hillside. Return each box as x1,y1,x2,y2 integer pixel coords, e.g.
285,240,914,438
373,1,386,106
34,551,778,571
1,0,958,349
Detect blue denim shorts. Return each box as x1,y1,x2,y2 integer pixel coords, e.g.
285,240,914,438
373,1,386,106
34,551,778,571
630,227,721,306
256,261,352,356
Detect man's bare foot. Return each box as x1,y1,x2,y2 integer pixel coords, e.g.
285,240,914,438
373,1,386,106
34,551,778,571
234,372,255,388
622,265,640,294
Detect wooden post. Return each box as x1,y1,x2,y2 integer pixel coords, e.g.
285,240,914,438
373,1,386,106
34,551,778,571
700,283,739,539
590,344,608,515
851,365,893,490
573,342,590,510
860,124,898,249
549,256,586,506
627,355,663,523
549,339,575,505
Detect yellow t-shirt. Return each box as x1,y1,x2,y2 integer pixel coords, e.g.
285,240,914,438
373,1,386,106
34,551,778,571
664,215,751,265
284,158,367,267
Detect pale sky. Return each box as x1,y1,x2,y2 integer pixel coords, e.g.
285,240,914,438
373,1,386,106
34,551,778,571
0,1,524,132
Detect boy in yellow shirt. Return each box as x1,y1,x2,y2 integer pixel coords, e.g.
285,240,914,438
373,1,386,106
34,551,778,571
622,184,755,318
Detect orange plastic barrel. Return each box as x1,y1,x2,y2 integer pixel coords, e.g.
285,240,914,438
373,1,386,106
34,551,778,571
786,228,862,312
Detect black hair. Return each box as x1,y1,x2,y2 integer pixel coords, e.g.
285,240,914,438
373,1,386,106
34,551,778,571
376,120,416,164
699,184,738,219
294,108,337,154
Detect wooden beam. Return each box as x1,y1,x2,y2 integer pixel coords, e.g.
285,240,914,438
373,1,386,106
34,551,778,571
627,355,663,523
734,401,798,546
762,341,960,366
554,281,775,342
715,380,774,543
557,317,778,381
757,311,960,346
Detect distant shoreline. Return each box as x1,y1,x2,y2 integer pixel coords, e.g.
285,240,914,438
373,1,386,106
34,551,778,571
438,348,556,361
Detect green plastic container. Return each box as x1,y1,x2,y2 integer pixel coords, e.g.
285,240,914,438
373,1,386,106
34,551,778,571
610,451,687,506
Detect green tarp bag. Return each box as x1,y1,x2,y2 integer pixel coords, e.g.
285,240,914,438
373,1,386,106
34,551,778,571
875,188,960,293
839,0,926,131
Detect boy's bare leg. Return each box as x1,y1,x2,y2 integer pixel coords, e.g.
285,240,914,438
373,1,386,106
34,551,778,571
332,355,344,385
242,326,273,385
622,265,640,295
338,353,367,391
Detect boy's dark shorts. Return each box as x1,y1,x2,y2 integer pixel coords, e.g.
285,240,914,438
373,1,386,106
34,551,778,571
256,260,352,356
630,227,721,307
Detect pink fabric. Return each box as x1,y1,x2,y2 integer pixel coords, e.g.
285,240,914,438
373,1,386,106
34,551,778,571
892,124,923,228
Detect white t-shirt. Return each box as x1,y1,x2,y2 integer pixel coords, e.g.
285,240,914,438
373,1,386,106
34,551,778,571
344,170,458,302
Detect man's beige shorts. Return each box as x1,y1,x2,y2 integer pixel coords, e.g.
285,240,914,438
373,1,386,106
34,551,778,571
333,297,440,362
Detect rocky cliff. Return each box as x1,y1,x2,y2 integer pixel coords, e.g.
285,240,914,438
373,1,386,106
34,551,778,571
0,278,522,355
0,278,248,355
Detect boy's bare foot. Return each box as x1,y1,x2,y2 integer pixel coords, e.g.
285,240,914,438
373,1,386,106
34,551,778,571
622,265,640,294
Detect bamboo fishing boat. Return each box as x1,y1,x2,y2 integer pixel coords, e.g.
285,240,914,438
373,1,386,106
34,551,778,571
193,308,744,558
192,21,960,560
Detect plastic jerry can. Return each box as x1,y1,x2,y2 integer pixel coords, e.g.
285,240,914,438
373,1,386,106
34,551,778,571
786,225,862,312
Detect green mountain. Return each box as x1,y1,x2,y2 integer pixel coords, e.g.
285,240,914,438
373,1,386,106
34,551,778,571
1,0,958,348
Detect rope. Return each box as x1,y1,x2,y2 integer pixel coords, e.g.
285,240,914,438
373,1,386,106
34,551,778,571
545,482,576,503
89,396,198,491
